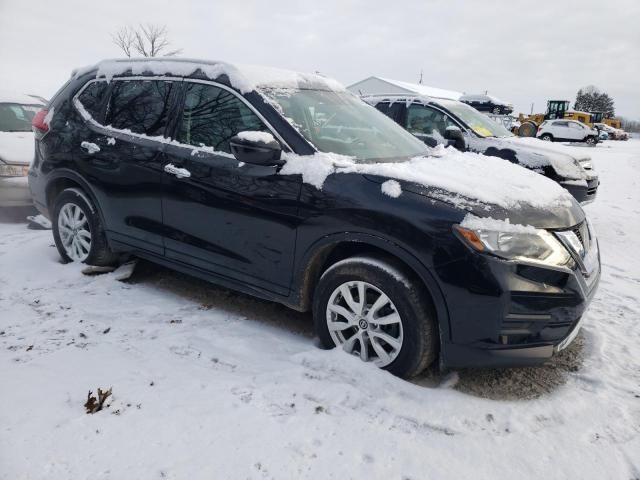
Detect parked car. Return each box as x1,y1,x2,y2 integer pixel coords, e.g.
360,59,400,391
594,123,629,141
366,94,598,204
537,119,600,145
460,93,513,115
0,91,45,209
29,58,600,378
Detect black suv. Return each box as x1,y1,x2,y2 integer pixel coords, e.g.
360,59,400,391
367,94,599,204
29,59,600,378
459,93,513,115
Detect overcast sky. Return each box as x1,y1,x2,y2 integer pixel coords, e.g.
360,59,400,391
1,0,639,119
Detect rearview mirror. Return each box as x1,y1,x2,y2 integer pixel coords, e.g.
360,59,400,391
444,126,466,150
229,131,283,167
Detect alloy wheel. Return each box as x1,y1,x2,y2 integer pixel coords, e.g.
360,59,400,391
326,281,403,367
58,203,92,262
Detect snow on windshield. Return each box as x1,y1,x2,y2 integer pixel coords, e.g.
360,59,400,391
75,59,345,95
280,144,575,211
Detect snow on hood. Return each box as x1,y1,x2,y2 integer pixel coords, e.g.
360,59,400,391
499,136,589,179
280,144,575,212
0,131,35,165
74,59,345,94
508,136,591,162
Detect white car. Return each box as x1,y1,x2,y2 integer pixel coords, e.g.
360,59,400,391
536,119,599,145
0,91,45,208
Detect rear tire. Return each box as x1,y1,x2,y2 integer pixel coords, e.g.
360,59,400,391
52,188,118,266
540,133,553,142
313,256,437,378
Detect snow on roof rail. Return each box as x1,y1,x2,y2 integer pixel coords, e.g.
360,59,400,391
72,58,345,94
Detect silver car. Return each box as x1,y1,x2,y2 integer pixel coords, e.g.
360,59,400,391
0,92,45,208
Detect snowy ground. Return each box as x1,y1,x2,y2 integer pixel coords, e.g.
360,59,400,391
1,140,639,479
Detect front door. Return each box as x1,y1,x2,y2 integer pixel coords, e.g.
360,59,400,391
161,81,301,295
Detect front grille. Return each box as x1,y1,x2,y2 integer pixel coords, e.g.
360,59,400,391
571,221,591,253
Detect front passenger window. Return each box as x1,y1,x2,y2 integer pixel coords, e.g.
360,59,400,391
177,83,268,153
406,104,453,141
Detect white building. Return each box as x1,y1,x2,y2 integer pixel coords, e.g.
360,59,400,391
347,76,462,101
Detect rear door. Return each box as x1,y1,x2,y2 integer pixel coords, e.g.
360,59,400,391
73,78,179,254
161,81,301,295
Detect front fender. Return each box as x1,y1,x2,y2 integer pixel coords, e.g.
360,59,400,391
291,230,452,345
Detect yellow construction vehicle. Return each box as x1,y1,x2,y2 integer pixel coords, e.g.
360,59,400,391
517,100,569,136
603,117,622,129
517,102,606,136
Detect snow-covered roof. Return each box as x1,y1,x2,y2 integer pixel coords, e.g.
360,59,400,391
73,58,345,94
347,76,462,101
0,90,46,105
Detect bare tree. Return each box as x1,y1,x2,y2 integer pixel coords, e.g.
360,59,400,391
112,24,182,58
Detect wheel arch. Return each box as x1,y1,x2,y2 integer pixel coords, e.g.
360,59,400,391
45,170,108,228
291,233,451,343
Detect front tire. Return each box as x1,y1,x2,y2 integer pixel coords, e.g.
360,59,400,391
313,256,437,378
52,188,118,266
492,106,501,114
585,136,596,145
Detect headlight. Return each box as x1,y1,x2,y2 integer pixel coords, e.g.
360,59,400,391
455,217,574,268
0,163,29,177
579,160,593,170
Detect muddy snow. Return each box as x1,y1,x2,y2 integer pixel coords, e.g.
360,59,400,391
1,140,639,479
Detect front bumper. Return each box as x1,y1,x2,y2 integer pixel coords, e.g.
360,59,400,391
0,176,33,207
438,241,601,369
561,176,599,205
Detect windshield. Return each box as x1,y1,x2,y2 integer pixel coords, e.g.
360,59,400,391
259,89,429,162
0,103,42,132
438,99,513,138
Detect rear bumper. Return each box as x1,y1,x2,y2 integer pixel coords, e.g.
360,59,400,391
0,176,33,207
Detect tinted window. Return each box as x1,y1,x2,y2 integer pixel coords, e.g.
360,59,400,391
373,102,405,126
78,81,109,122
177,83,268,153
407,104,456,138
105,80,173,136
554,121,568,127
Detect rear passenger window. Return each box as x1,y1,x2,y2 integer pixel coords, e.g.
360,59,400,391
105,80,173,136
177,83,268,153
78,81,109,122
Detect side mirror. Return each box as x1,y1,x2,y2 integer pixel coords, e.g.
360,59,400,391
444,126,466,150
229,131,283,167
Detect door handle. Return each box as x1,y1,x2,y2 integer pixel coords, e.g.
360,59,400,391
164,163,191,179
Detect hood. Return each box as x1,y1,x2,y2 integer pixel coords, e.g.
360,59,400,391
393,177,584,230
281,145,583,230
478,136,588,180
0,131,35,165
